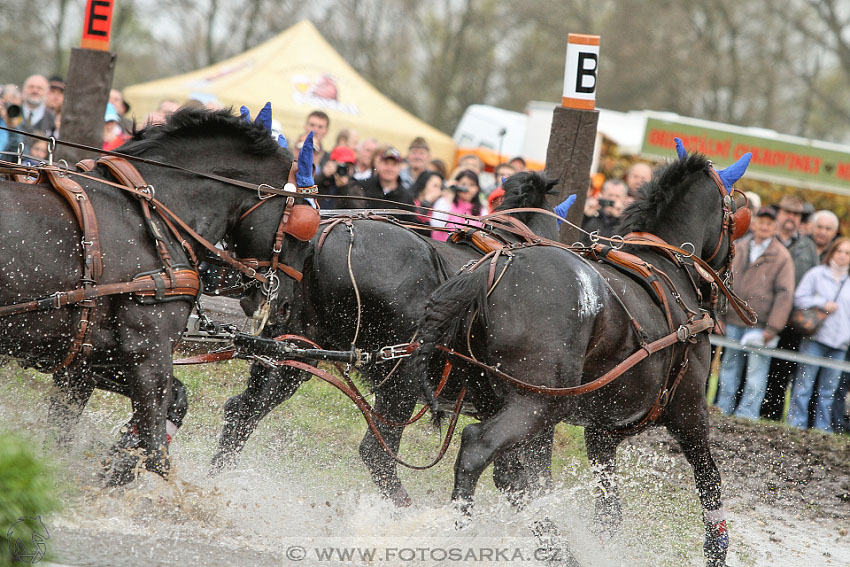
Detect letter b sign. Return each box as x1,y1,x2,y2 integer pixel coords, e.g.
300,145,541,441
562,34,600,110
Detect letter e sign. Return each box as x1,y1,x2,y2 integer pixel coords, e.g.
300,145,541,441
81,0,114,50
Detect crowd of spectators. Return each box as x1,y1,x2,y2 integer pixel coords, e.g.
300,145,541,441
579,161,850,435
3,72,848,434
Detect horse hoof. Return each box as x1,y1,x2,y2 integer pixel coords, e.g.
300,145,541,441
388,487,412,508
208,451,236,477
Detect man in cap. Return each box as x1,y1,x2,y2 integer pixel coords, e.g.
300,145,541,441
351,146,415,209
714,206,795,420
316,145,359,209
761,194,820,421
400,136,431,190
46,76,64,114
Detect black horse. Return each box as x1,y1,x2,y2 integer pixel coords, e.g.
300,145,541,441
410,151,753,567
0,108,311,483
212,172,562,506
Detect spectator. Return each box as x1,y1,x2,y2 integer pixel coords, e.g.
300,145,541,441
334,128,359,150
26,138,48,164
509,156,527,172
430,169,488,241
810,210,840,261
786,237,850,433
455,154,484,175
429,158,447,179
762,195,820,421
350,146,414,210
714,207,795,420
1,84,22,153
303,110,330,167
18,75,55,150
489,162,516,194
799,202,816,236
353,137,378,180
624,161,652,200
744,191,761,216
316,145,357,210
410,170,445,224
46,76,64,114
109,88,133,131
400,136,431,190
102,102,130,151
580,178,628,245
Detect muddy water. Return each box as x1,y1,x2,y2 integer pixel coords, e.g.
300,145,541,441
2,378,847,567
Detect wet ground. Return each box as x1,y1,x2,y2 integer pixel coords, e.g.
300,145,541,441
1,299,847,566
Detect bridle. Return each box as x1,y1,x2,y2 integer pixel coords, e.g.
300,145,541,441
705,167,752,270
229,194,320,333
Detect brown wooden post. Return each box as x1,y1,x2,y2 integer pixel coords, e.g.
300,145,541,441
57,0,116,164
543,34,601,244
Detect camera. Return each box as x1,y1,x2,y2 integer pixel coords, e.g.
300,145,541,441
449,184,469,193
3,103,21,119
598,198,615,208
336,162,352,177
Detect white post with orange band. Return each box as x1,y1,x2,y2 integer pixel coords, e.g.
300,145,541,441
562,34,600,110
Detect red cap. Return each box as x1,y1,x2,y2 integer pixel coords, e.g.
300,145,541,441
330,146,356,163
487,188,505,207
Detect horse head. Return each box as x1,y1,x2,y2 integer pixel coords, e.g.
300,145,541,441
228,109,320,330
619,145,751,271
492,171,560,240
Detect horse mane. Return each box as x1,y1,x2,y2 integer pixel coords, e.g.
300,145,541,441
494,171,558,224
121,108,287,158
618,153,713,234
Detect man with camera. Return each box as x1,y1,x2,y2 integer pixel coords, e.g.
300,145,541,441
580,178,628,245
316,145,361,209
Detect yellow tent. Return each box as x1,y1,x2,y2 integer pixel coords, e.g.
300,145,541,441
123,20,455,163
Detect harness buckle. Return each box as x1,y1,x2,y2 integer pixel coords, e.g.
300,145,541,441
676,325,691,342
52,291,65,309
257,183,275,200
680,242,695,258
378,343,417,361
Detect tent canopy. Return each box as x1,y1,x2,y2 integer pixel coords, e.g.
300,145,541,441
123,20,455,163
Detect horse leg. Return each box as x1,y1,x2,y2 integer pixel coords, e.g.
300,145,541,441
492,425,555,507
358,380,418,507
102,360,172,486
453,396,555,516
584,427,624,534
114,377,187,452
48,369,95,445
666,408,728,567
210,362,308,474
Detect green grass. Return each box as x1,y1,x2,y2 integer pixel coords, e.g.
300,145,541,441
0,358,716,566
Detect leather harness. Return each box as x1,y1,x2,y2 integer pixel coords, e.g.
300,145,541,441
0,157,316,370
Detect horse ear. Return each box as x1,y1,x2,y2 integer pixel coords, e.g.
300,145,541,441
674,137,688,160
254,102,272,131
240,106,252,123
296,131,315,188
717,152,752,193
277,134,288,149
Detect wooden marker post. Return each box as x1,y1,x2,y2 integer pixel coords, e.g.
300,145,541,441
544,33,600,244
59,0,117,164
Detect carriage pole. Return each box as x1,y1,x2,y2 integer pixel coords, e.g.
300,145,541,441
544,34,600,245
58,0,117,164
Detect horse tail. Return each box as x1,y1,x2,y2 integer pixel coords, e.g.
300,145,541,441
412,268,491,425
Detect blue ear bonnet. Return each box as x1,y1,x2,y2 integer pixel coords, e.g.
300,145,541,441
241,102,288,149
674,137,751,193
296,131,315,188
